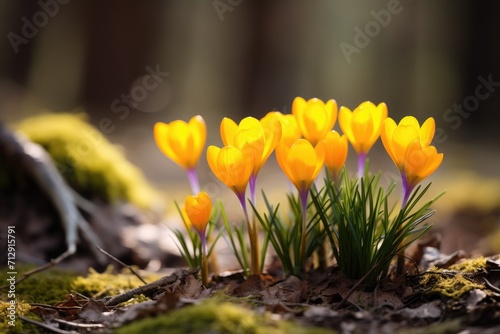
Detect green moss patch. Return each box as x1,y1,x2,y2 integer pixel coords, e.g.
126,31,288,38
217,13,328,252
71,266,160,300
420,257,487,299
115,299,332,334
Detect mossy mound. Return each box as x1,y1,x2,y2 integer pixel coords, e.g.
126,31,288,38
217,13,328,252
116,299,332,334
9,112,158,209
420,257,487,299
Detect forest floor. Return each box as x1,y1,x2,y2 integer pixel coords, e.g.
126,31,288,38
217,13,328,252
2,247,500,334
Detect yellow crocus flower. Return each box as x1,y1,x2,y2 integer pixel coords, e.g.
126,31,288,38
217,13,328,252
276,139,326,197
207,144,259,275
154,116,206,193
292,97,338,146
339,101,387,176
324,131,348,183
184,191,212,286
207,145,254,203
276,138,326,265
381,116,443,205
220,116,281,177
184,191,212,236
154,115,206,169
381,116,436,170
220,116,281,204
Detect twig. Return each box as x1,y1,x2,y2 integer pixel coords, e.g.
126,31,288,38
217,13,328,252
19,316,79,334
72,291,90,300
482,277,500,294
4,246,75,287
30,303,82,311
104,268,198,307
96,246,147,285
53,318,106,330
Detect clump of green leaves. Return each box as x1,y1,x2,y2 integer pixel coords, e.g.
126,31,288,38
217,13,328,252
311,170,442,286
252,192,323,277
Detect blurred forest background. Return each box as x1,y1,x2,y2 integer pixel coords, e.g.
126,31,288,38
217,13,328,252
0,1,499,256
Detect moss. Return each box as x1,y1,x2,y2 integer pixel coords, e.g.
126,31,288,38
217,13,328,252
0,265,162,332
115,299,333,334
420,257,487,299
71,266,160,300
8,112,158,209
0,265,157,307
0,299,39,333
448,256,487,273
0,265,80,305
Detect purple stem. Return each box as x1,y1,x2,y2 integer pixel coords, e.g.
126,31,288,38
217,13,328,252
401,171,412,207
237,192,250,223
357,153,367,178
249,175,257,206
187,168,200,195
198,230,207,255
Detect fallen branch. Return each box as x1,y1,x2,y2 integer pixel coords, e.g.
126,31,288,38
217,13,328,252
19,316,79,334
104,268,199,307
0,123,105,285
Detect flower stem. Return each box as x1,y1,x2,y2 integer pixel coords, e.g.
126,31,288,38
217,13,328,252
401,171,412,208
238,193,259,275
397,171,412,275
357,153,366,178
249,175,257,206
200,232,209,286
186,168,201,195
299,189,309,267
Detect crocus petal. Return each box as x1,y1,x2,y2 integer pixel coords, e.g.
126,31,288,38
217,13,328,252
220,117,238,147
381,118,398,165
189,116,207,161
207,145,222,182
324,131,348,180
420,117,436,147
351,107,374,152
259,114,282,174
288,140,318,191
276,142,293,184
